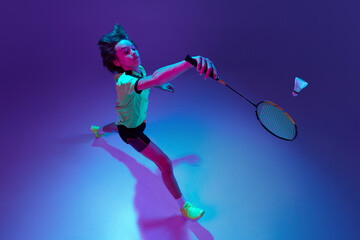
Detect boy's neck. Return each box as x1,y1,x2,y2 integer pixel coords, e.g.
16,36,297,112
124,66,142,77
123,66,140,74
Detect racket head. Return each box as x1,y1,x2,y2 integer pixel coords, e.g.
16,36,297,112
255,101,298,141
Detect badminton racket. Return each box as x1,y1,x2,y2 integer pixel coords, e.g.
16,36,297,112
185,55,298,141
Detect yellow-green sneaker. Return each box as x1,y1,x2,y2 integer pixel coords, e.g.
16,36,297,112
89,125,104,138
180,201,205,222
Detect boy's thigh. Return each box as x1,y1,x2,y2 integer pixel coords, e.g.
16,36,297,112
126,133,151,152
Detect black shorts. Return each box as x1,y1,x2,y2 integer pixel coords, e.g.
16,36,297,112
117,121,151,152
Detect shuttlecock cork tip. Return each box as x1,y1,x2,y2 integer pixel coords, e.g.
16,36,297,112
292,77,308,96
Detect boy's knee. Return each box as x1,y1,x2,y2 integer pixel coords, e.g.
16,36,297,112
159,158,173,172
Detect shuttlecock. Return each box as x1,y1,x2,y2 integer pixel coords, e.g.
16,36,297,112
292,77,308,96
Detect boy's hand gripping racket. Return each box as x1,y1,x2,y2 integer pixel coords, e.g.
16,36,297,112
185,55,298,141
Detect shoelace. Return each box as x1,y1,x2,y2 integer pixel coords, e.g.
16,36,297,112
183,203,192,210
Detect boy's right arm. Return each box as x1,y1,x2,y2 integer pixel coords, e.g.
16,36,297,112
137,56,218,91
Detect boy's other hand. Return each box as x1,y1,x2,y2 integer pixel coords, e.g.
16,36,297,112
156,83,174,93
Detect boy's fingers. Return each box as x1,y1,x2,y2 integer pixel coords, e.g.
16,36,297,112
196,57,201,71
167,85,174,92
211,62,217,78
200,57,206,74
205,60,212,79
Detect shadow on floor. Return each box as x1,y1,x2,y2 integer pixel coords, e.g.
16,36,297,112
91,137,214,240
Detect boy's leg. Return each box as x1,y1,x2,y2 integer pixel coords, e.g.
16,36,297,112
139,140,205,221
140,141,182,199
102,122,118,133
90,122,118,137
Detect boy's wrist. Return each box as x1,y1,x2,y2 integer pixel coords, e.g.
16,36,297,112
181,60,193,69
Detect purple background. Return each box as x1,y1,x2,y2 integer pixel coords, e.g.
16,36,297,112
1,0,359,239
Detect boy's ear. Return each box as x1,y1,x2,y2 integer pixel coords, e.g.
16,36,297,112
113,58,121,67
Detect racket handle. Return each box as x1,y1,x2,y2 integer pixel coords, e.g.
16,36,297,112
185,55,218,80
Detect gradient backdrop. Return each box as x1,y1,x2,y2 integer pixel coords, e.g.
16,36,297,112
1,0,359,239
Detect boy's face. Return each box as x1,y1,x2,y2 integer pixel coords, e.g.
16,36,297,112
113,39,141,70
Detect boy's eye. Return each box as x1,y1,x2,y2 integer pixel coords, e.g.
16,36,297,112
122,47,136,55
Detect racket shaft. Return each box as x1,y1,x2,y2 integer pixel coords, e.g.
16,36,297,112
185,55,256,106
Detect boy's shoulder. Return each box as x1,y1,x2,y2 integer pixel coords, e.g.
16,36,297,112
139,65,146,76
114,66,146,84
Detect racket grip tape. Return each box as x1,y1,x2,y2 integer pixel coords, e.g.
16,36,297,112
185,55,198,67
185,55,218,80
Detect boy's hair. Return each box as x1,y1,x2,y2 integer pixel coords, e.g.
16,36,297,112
98,24,136,73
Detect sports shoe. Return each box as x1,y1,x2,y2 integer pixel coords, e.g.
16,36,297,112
89,125,104,138
180,201,205,222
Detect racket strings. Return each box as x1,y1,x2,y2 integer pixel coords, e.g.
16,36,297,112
257,102,296,140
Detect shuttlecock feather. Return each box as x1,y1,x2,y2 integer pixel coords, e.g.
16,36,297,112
292,77,308,96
